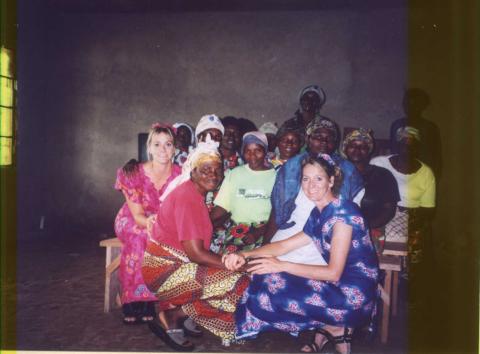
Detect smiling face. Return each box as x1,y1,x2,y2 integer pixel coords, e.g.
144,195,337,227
147,132,176,164
191,160,224,195
277,132,301,160
344,140,371,164
301,162,334,204
221,124,242,151
307,128,336,155
198,128,223,144
243,142,267,171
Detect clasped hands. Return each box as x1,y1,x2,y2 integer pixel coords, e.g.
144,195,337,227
222,253,284,275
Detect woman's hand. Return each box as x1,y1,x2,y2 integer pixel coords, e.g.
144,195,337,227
146,215,157,235
246,256,284,275
222,253,246,271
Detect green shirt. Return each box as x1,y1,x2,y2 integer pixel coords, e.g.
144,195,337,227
214,164,276,224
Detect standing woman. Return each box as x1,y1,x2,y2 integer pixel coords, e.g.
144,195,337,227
114,123,181,324
370,126,435,283
224,155,378,354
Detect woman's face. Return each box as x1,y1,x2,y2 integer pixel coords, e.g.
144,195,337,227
176,126,192,149
301,162,334,203
243,143,266,171
300,91,320,113
221,125,242,151
397,137,419,158
198,128,223,144
191,160,223,195
307,128,336,155
345,140,370,164
277,132,301,159
149,132,175,164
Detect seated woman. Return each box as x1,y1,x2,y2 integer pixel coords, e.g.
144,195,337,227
172,122,195,167
114,123,181,324
220,116,244,170
342,128,400,254
370,126,435,282
141,139,250,351
209,131,277,254
270,124,303,170
224,154,379,354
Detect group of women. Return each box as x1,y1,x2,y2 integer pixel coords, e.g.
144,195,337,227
113,85,436,353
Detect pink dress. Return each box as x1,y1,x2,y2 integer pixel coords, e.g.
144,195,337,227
114,163,181,304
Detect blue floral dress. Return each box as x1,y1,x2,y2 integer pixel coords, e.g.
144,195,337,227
235,198,379,339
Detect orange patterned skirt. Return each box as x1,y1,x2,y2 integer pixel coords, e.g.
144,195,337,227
142,240,250,341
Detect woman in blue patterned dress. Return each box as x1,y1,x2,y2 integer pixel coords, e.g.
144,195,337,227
223,154,379,353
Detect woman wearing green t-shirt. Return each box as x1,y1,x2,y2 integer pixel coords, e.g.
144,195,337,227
210,131,277,254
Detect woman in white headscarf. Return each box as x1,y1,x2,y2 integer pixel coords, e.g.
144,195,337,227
142,138,250,351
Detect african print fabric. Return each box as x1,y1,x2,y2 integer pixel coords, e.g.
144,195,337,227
210,221,265,254
142,241,250,341
235,198,379,340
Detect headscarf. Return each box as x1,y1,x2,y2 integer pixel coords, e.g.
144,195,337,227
305,116,339,141
259,122,278,136
173,122,195,146
160,135,221,202
340,128,374,158
395,126,421,142
194,114,224,142
298,84,327,108
241,131,268,156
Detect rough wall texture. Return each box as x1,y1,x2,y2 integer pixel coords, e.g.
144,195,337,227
18,6,406,236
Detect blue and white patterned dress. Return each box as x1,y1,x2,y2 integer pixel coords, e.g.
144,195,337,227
235,198,379,339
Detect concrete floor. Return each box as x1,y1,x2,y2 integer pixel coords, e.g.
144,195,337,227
8,233,408,353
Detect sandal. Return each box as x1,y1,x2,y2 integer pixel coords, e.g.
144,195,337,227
181,317,203,337
148,319,195,352
301,327,352,354
139,302,156,323
122,303,141,325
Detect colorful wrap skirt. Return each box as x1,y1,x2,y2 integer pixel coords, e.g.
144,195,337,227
142,240,250,341
210,221,265,255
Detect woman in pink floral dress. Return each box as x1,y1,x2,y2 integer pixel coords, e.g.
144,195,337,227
114,123,181,324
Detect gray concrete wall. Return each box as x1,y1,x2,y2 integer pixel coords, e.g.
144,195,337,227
18,6,406,237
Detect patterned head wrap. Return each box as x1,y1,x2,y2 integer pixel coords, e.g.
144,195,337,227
305,116,339,141
259,122,278,135
173,122,195,145
160,136,221,202
241,131,268,155
340,128,374,158
318,153,336,167
298,84,327,108
395,126,421,142
194,114,225,142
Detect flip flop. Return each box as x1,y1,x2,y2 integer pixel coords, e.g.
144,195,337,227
181,317,203,337
148,319,195,352
122,303,142,325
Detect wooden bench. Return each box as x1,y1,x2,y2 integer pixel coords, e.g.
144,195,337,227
378,242,407,344
99,237,123,313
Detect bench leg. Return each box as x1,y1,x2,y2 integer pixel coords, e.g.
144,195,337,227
392,271,399,317
104,246,122,313
381,270,392,344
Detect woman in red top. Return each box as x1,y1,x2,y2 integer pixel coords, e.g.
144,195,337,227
142,138,250,351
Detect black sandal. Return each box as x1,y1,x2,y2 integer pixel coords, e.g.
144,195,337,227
122,302,141,325
148,319,195,352
139,301,156,323
180,317,203,337
301,327,353,353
